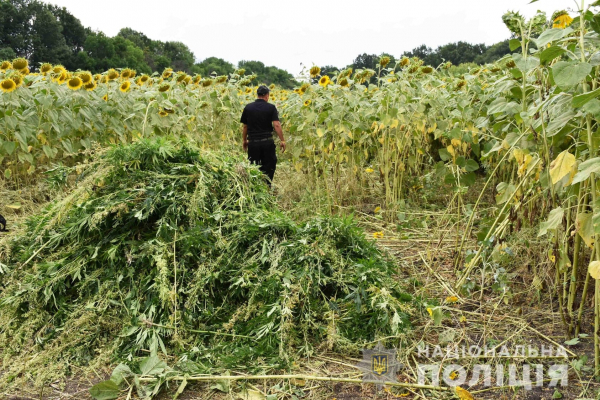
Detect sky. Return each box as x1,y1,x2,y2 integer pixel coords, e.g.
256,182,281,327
47,0,574,76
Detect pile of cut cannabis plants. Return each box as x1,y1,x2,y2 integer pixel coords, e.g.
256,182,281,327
0,137,414,389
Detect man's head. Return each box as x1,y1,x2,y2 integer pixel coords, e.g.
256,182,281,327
257,85,270,100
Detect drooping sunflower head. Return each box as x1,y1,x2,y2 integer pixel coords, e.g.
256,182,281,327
309,65,321,78
102,94,108,101
121,68,133,79
158,83,171,92
10,72,23,87
129,70,137,79
400,57,410,67
201,79,213,87
162,68,173,79
0,78,17,93
456,80,467,89
120,80,131,92
84,81,97,91
339,68,353,79
235,68,246,76
19,67,30,75
159,109,168,117
12,57,28,71
338,77,349,87
52,65,66,75
444,61,452,70
1,60,12,71
300,82,310,94
244,86,252,94
269,83,276,90
303,99,311,107
176,72,187,82
138,74,150,85
552,10,573,29
67,76,83,90
40,63,52,74
379,56,391,68
421,66,434,74
215,75,227,83
183,75,191,85
77,71,93,84
502,11,525,36
107,69,119,80
192,75,201,85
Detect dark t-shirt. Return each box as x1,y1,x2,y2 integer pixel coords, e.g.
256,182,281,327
240,99,279,139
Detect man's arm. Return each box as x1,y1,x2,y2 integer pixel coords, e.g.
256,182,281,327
273,121,286,153
242,124,248,152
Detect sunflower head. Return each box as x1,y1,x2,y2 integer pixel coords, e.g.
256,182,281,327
12,57,28,71
129,70,137,78
379,56,391,68
93,74,102,81
192,75,201,84
176,72,187,82
140,74,150,83
244,86,252,94
84,81,97,91
158,83,171,92
121,68,133,79
19,67,30,75
235,68,246,76
159,109,168,117
339,77,349,87
421,66,434,74
303,99,311,107
40,63,52,74
309,66,321,78
300,82,310,94
506,60,516,69
444,61,452,69
67,76,83,90
103,94,108,101
120,81,131,92
1,60,12,71
552,10,573,29
0,79,17,93
456,80,467,89
216,75,227,83
162,68,173,79
201,79,213,87
52,65,66,75
183,75,191,85
339,68,353,79
77,71,93,84
107,69,119,80
10,72,23,87
400,57,410,67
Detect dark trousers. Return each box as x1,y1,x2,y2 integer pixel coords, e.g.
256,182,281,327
248,140,277,187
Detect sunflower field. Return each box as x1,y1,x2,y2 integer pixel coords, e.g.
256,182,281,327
2,0,600,396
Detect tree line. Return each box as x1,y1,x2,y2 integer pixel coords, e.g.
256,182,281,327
1,0,511,89
318,41,512,83
0,0,298,88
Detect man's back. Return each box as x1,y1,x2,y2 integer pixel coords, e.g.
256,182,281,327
241,99,279,140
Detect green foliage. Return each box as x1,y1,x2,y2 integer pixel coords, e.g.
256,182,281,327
238,60,297,89
0,138,414,387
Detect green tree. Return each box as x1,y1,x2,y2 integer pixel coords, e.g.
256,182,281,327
237,60,296,89
29,8,70,67
193,57,235,76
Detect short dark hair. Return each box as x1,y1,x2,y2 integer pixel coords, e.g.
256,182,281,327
257,85,270,96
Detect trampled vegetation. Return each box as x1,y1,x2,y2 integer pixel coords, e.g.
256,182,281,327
0,2,600,399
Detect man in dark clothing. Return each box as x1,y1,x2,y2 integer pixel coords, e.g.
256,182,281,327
240,85,286,187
